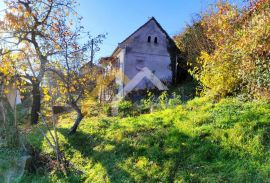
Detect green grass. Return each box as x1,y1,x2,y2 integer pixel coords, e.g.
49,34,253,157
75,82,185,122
22,97,270,182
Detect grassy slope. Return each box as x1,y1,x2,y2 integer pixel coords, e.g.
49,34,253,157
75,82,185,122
23,97,270,182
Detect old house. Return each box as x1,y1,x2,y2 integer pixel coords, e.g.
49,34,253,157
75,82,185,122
100,17,183,99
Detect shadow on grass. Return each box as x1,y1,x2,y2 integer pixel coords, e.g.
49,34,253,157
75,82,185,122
56,120,263,183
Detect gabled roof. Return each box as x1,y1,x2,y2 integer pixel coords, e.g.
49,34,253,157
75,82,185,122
111,17,174,56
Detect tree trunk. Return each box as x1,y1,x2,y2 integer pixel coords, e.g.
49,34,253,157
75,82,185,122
31,82,41,124
69,103,84,135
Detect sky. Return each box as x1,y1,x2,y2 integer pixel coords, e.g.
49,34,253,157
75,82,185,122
77,0,245,61
0,0,246,61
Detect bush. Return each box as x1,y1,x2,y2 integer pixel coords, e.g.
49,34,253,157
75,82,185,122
116,91,182,117
177,1,270,99
118,100,133,117
174,20,214,69
102,104,112,116
82,97,103,117
168,92,182,107
139,91,182,112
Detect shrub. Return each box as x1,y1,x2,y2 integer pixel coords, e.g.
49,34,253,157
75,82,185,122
168,92,182,107
178,1,270,99
118,100,133,117
174,20,214,69
102,104,112,116
82,97,103,117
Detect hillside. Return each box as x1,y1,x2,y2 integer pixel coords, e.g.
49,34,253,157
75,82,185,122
20,97,270,182
0,0,270,183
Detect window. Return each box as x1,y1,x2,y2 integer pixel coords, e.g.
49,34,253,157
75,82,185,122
148,36,151,43
154,37,158,44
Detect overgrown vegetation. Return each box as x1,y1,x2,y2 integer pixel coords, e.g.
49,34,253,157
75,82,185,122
1,0,270,182
174,0,270,99
20,97,270,182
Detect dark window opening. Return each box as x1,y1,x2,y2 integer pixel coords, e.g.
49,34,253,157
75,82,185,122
148,36,151,43
154,37,158,44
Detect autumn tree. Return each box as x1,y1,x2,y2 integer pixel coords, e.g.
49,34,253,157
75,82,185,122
197,0,270,98
0,0,78,124
174,18,214,71
179,0,270,99
45,17,105,134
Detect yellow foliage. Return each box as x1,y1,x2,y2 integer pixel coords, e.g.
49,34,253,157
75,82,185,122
43,87,52,102
191,1,270,98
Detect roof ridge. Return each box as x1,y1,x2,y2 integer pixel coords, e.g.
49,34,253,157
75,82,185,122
111,17,172,56
119,17,157,45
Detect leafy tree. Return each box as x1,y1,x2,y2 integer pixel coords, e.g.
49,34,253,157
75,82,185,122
0,0,78,124
174,19,214,70
189,0,270,98
46,19,105,134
